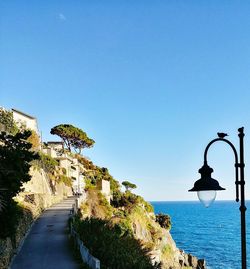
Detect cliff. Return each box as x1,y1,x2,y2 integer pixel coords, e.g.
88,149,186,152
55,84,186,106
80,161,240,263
77,188,206,269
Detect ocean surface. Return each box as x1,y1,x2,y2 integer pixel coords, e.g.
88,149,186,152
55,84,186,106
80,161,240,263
151,201,250,269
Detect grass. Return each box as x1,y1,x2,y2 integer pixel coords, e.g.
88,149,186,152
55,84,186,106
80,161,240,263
161,244,174,260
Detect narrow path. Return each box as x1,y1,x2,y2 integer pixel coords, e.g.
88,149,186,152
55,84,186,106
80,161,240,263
10,197,82,269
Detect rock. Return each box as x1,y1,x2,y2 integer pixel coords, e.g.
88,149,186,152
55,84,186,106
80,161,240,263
188,253,198,267
198,259,206,269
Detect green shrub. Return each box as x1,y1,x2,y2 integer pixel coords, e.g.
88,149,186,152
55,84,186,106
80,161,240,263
0,131,38,240
162,244,173,259
144,201,154,213
113,209,126,218
0,108,19,134
0,200,22,242
38,152,58,173
84,178,96,191
155,213,171,230
112,191,140,209
58,174,72,187
73,217,155,269
110,188,123,207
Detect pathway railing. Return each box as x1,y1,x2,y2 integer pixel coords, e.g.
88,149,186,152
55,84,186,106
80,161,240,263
70,196,100,269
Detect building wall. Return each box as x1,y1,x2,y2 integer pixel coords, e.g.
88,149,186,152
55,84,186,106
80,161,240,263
47,142,64,151
101,180,110,196
12,110,39,133
43,147,58,158
59,158,72,177
42,143,86,195
98,179,111,203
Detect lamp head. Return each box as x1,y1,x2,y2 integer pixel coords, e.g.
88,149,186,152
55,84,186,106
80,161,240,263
189,163,225,207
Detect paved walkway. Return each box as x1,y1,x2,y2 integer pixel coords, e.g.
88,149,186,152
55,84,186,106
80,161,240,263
10,197,82,269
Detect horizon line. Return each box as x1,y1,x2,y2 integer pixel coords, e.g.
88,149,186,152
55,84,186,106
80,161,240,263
149,199,250,202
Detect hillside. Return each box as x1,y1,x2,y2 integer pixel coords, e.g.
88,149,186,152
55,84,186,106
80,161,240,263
73,161,206,269
0,108,206,269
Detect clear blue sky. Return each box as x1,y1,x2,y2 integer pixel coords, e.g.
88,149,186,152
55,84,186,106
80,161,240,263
1,1,250,201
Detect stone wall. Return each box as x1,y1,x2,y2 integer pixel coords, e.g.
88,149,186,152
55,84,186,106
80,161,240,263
22,168,52,194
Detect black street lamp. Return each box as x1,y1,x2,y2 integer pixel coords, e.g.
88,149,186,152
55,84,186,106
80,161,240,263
189,127,247,269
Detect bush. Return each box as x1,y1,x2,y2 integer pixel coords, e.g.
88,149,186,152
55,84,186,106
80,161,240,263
58,174,72,187
0,131,38,240
26,130,40,150
110,188,123,207
73,217,155,269
0,200,22,241
112,190,141,209
155,213,171,230
144,201,154,213
84,178,96,191
38,152,58,173
0,108,19,134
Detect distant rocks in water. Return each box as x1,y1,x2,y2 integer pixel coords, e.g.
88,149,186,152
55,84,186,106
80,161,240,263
179,250,206,269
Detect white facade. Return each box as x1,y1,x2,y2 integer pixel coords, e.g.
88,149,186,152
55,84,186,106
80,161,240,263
43,142,85,194
98,179,111,203
12,108,39,133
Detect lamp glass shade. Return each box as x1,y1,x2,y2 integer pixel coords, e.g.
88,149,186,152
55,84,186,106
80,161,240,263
197,190,217,208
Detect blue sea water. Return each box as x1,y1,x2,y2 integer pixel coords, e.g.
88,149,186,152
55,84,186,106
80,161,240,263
151,201,250,269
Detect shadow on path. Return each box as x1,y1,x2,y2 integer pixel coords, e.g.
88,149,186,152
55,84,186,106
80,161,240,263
10,197,82,269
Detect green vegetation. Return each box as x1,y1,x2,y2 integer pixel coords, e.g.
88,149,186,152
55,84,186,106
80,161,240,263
0,130,38,240
58,174,72,187
38,152,58,173
0,108,19,134
75,178,165,267
143,200,154,213
34,152,72,187
73,217,157,269
26,129,40,150
122,180,137,191
50,124,95,154
155,213,171,230
0,116,176,267
111,188,153,214
80,189,113,219
78,156,121,196
161,244,174,259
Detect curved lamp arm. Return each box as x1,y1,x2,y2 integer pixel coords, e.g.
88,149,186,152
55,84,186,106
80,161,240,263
203,138,240,202
192,127,246,269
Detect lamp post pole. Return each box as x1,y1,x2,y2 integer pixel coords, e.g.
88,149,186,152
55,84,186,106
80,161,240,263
189,127,247,269
238,128,247,269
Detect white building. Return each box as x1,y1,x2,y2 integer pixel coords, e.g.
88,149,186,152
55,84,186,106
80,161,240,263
12,108,39,134
43,142,85,194
98,179,111,203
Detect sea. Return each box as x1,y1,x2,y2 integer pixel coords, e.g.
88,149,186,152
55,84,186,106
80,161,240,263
151,201,250,269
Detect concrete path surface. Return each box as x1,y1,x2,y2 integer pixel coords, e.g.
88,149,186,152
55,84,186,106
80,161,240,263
10,197,82,269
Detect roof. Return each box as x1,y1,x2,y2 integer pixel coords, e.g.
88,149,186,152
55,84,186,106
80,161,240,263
47,141,64,145
12,108,36,120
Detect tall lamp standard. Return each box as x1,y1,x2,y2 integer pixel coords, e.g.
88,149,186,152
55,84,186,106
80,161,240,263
189,127,247,269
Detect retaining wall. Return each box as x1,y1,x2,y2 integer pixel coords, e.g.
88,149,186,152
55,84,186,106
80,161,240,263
70,224,100,269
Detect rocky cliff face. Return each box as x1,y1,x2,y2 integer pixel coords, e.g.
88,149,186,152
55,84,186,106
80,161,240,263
81,190,206,269
125,205,205,269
